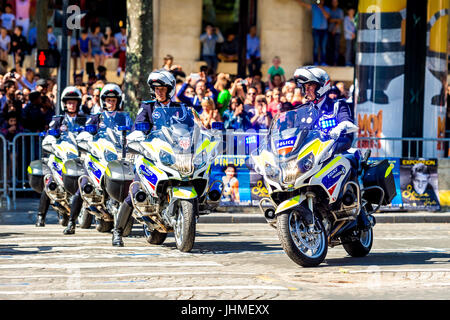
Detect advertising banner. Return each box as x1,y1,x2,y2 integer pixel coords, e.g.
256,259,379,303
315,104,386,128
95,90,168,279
355,0,407,157
210,155,252,206
399,158,441,211
423,0,448,158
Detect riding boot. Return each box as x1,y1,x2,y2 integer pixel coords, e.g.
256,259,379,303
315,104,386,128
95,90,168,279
63,220,76,234
36,192,50,227
63,194,83,235
112,202,133,247
35,213,46,227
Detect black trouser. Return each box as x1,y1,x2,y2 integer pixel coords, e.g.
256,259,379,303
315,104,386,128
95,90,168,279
115,173,140,230
67,177,87,222
38,192,50,217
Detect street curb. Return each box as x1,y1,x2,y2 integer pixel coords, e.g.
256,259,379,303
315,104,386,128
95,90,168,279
198,212,450,224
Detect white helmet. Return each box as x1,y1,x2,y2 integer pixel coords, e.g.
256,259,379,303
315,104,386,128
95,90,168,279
100,83,123,110
147,69,176,102
60,86,82,112
293,66,331,101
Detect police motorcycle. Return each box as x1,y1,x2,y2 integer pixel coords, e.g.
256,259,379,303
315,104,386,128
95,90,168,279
124,106,223,252
250,105,396,267
75,111,133,233
28,117,88,226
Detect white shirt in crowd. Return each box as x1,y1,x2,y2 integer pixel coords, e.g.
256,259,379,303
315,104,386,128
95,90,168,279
0,34,11,51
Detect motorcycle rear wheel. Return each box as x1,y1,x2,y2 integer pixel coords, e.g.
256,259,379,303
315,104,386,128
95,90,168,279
342,227,373,257
277,207,328,267
95,218,114,233
173,200,197,252
78,208,93,229
143,225,167,245
59,213,69,227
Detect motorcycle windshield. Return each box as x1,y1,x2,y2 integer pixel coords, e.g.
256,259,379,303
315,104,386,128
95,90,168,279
258,105,329,162
57,116,88,159
145,107,215,175
94,111,132,150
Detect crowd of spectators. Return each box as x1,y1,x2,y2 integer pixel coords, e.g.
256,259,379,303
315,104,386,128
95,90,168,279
0,49,354,142
170,55,353,131
297,0,356,67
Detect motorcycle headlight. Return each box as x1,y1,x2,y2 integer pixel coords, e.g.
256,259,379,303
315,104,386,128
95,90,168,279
104,149,118,162
297,152,315,174
159,149,176,167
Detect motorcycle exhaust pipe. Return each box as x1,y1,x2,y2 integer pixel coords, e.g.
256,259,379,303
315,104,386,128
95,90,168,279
135,191,147,203
48,182,58,191
83,183,94,195
264,208,276,222
207,190,221,202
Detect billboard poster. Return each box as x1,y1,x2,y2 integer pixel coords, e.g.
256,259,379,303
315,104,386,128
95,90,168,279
210,155,252,206
399,158,441,211
355,0,407,157
367,157,403,210
249,170,270,207
422,0,448,158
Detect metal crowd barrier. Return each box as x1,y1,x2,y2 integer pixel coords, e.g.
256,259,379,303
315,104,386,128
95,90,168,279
0,134,11,210
353,137,450,158
11,133,42,206
2,131,449,210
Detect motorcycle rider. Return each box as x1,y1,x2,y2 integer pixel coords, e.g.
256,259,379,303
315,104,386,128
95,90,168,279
111,69,187,247
35,86,85,227
63,83,131,234
293,66,357,155
294,66,371,229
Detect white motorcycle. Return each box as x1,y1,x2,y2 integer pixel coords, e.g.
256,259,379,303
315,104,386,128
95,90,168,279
28,119,87,226
251,105,396,267
75,112,133,232
125,106,223,252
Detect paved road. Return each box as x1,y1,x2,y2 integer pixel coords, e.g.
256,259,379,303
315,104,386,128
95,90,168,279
0,207,449,300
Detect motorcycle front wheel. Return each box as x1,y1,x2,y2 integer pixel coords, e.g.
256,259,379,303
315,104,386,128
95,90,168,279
277,207,328,267
173,200,197,252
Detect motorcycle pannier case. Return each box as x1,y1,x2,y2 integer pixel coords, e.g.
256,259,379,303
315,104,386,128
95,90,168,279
28,160,51,193
62,159,85,195
104,160,135,202
362,159,396,205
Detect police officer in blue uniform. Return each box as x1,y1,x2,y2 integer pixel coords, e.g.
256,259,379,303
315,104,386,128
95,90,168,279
111,70,184,247
35,86,85,227
63,83,131,234
293,66,357,155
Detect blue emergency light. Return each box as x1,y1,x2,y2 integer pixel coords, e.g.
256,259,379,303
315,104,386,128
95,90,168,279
84,124,97,133
48,129,60,136
319,118,337,130
135,122,150,131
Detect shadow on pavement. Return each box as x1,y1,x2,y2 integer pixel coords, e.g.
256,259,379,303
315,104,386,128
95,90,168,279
325,251,450,267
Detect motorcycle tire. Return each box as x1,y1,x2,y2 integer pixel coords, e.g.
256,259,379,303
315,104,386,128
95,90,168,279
59,213,69,227
95,218,114,233
144,225,168,245
277,206,328,267
78,208,93,229
122,216,134,237
342,227,373,257
173,200,197,252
